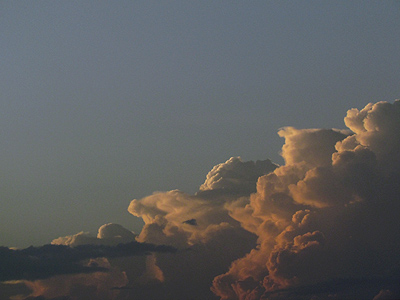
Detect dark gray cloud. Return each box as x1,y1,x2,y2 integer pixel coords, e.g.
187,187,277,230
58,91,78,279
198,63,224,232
0,242,176,282
260,273,400,300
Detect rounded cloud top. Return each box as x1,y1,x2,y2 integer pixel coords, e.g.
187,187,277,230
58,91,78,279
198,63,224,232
199,156,278,194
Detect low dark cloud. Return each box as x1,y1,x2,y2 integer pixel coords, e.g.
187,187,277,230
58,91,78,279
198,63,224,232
261,272,400,300
0,242,176,282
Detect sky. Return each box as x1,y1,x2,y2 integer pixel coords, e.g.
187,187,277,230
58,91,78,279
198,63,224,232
1,1,400,300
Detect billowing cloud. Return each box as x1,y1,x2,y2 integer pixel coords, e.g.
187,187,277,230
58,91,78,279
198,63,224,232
124,157,276,299
199,157,278,194
278,127,349,168
3,100,400,300
125,104,400,299
128,157,276,248
212,100,400,300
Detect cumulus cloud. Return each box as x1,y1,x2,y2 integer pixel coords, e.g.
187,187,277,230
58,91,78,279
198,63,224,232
51,223,136,247
199,157,278,194
211,100,400,300
124,157,275,299
4,100,400,300
278,127,349,168
128,157,276,249
122,101,400,300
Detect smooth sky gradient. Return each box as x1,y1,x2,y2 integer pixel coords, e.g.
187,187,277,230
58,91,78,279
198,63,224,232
1,1,399,248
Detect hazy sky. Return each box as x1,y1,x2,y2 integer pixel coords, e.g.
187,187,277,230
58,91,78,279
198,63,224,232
1,2,400,300
1,1,399,249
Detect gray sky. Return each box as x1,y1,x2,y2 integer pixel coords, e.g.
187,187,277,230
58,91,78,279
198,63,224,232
1,1,399,248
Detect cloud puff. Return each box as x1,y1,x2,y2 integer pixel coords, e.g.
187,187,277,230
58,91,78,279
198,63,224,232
199,157,278,194
338,100,400,173
278,127,349,168
51,223,136,247
0,245,105,283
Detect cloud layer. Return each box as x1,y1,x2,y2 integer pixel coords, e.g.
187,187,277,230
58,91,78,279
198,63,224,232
0,240,175,282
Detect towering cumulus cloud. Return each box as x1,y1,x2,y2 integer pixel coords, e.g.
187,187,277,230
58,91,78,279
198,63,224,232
2,100,400,300
127,157,278,299
211,100,400,300
129,100,400,300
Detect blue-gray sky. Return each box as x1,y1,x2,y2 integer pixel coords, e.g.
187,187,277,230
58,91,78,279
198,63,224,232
1,1,399,248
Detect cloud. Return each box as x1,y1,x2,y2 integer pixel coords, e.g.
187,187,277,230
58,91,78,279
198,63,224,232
278,127,350,168
211,100,400,300
0,245,105,283
51,223,136,247
18,257,129,300
123,102,400,299
1,222,176,300
4,100,400,300
338,100,400,173
199,157,278,194
0,241,176,282
128,157,275,250
124,157,271,299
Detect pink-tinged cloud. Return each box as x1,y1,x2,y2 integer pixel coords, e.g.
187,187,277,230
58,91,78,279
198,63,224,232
4,100,400,300
212,100,400,300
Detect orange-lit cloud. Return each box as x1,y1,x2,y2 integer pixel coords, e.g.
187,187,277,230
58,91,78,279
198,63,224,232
3,100,400,300
212,101,400,299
